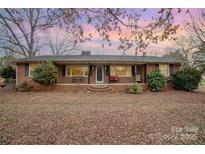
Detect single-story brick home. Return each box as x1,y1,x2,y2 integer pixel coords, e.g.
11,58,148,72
14,53,182,91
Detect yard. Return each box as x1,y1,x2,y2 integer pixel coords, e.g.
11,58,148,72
196,79,205,93
0,89,205,144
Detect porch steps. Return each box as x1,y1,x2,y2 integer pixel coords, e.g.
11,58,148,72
87,85,112,92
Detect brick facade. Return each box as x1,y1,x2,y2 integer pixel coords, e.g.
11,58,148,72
16,63,181,91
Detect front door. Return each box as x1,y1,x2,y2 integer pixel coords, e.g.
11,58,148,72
96,66,104,83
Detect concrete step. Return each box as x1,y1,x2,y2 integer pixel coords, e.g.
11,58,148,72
87,86,112,92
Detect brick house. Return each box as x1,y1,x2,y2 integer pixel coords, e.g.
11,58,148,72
14,54,182,91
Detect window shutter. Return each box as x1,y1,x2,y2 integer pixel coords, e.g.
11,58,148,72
89,65,92,76
155,64,159,70
131,65,135,76
62,65,66,77
24,64,29,77
106,65,110,76
169,64,174,76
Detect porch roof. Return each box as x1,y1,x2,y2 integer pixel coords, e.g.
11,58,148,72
14,55,183,64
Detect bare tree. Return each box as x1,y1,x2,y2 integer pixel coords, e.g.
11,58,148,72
175,35,196,66
186,9,205,46
45,30,79,55
0,9,57,57
185,9,205,70
164,32,197,67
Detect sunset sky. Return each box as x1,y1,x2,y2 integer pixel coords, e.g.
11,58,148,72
39,8,199,56
0,8,201,57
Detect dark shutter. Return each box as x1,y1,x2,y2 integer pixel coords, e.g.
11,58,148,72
144,64,147,83
131,65,135,76
155,64,159,70
24,64,29,77
169,64,174,76
62,65,66,77
89,65,92,76
106,65,110,76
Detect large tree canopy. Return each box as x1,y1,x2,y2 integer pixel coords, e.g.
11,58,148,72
49,8,186,54
0,8,58,57
186,9,205,71
164,9,205,71
0,8,187,57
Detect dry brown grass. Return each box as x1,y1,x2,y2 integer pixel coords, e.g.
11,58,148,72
196,80,205,93
0,89,205,144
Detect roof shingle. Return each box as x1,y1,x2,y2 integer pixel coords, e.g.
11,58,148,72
14,55,183,63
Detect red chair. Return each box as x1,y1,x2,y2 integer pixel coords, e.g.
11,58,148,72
110,76,119,82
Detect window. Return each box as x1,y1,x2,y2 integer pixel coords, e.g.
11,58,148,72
24,64,29,77
72,66,83,76
66,65,71,76
66,65,88,77
159,64,169,77
29,63,38,76
24,63,38,77
110,66,132,77
84,66,88,76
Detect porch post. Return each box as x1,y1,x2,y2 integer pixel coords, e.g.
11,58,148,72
88,64,91,84
16,64,18,86
108,64,110,84
134,65,137,83
144,64,147,83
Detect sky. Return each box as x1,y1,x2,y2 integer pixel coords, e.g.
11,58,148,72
37,8,198,57
0,8,201,57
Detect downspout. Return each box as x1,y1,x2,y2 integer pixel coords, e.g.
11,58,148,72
144,64,147,83
108,64,110,84
16,64,18,86
134,65,137,83
88,64,91,84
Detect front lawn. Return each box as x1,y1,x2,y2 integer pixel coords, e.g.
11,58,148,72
0,89,205,144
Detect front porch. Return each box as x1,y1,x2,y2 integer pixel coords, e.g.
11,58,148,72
56,63,148,85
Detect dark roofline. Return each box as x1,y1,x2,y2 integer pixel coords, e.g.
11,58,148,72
14,55,184,64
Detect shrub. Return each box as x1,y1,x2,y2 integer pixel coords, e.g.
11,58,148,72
172,67,202,91
18,81,33,91
126,82,143,94
32,62,57,86
0,66,16,80
0,77,6,88
147,70,166,92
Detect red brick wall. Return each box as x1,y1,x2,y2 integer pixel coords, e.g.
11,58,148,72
90,65,97,84
17,63,33,85
173,64,180,74
16,63,180,91
146,64,157,74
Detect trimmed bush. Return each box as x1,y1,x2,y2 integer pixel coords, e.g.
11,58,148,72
172,67,202,91
126,82,143,94
0,66,16,80
32,62,57,86
147,70,166,92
